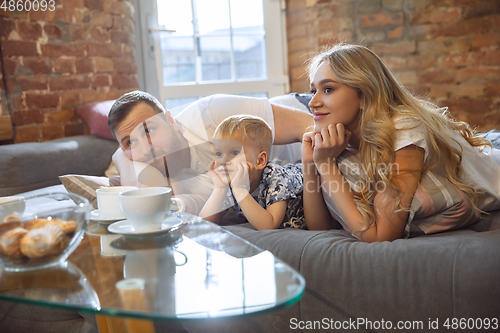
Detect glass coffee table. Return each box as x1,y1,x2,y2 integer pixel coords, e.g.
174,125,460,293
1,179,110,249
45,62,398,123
0,214,305,332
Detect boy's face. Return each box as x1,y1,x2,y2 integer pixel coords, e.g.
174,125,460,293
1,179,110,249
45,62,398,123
213,135,261,183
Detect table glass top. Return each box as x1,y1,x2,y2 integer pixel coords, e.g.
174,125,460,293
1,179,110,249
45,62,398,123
0,214,305,321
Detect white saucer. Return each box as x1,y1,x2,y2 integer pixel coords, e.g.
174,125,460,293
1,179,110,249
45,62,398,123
107,215,183,238
90,210,126,224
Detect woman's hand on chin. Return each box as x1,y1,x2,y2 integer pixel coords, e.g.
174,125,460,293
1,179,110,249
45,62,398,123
313,123,351,166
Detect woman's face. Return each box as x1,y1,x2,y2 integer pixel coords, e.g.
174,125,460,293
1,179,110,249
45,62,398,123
309,62,363,134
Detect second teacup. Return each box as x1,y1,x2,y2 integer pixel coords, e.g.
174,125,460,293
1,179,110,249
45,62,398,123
96,186,138,220
118,187,184,229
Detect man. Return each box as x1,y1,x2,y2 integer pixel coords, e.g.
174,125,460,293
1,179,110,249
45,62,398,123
108,91,313,212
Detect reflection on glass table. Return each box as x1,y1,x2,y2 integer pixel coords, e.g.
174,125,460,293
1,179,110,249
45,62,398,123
0,261,100,310
0,215,305,323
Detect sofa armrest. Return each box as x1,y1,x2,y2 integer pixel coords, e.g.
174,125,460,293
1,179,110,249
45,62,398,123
0,135,118,196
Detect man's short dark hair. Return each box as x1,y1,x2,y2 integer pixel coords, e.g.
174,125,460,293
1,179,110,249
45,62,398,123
108,90,165,138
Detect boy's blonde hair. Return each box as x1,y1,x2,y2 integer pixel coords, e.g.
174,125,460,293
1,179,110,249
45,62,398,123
214,115,273,155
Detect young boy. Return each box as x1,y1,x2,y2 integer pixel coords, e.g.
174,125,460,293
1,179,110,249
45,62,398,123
199,115,305,230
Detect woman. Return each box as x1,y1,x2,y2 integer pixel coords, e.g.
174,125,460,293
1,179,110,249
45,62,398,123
302,43,500,243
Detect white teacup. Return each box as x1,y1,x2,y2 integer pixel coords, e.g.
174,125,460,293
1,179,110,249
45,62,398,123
95,186,138,219
0,196,26,221
118,187,185,230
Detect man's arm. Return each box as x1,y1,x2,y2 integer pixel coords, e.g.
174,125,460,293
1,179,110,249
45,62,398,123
271,103,314,144
199,94,312,145
112,149,169,188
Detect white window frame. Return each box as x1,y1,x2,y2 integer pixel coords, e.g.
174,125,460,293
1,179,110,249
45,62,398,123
133,0,289,104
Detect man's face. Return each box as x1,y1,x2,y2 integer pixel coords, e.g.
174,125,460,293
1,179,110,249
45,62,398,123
115,102,180,165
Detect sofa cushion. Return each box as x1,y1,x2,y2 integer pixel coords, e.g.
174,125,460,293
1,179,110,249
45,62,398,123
75,100,116,140
59,175,112,209
0,136,118,196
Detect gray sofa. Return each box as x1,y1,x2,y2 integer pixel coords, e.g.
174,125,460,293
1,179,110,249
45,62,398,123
0,134,499,333
0,135,118,196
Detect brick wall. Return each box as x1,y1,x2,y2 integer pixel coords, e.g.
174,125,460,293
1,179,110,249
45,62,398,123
0,0,138,143
286,0,500,130
2,0,499,142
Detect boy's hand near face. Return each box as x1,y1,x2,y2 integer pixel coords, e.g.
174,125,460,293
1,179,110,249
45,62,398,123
208,160,230,189
199,160,231,224
230,162,251,202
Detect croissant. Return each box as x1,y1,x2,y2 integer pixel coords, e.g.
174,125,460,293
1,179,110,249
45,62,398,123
2,215,21,223
51,219,78,234
20,225,65,258
0,227,28,257
24,218,51,230
0,219,23,236
25,218,78,234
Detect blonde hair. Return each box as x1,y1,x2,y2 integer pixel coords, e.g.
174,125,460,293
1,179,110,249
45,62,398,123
308,43,491,231
214,115,273,155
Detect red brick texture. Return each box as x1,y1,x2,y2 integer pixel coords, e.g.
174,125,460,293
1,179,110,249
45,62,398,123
2,1,499,142
0,0,138,143
286,0,500,130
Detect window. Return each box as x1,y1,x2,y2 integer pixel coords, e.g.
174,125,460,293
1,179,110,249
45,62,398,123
134,0,288,112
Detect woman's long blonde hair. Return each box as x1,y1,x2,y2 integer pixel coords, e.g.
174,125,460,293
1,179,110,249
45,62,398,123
308,43,490,230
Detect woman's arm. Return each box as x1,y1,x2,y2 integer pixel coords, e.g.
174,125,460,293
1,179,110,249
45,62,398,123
271,104,314,144
312,124,424,242
303,163,339,230
317,145,423,242
302,132,339,230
